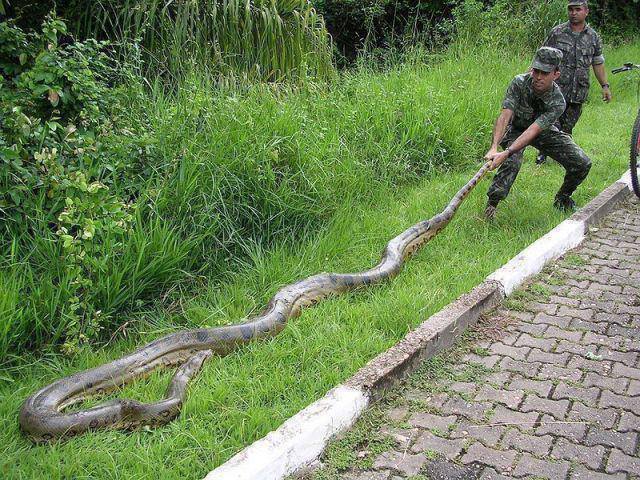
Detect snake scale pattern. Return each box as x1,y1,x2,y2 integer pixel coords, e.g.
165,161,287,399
19,162,491,443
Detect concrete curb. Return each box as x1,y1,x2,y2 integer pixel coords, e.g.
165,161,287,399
204,386,369,480
344,280,504,398
488,220,585,296
204,173,633,480
569,181,630,229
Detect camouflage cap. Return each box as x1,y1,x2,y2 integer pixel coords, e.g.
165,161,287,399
532,46,563,73
568,0,587,6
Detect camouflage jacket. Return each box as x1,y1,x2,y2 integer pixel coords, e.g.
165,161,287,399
502,73,566,132
544,21,605,104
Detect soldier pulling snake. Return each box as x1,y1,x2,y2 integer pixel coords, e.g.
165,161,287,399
19,161,493,443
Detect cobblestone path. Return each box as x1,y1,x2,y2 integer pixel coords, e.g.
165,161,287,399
309,198,640,480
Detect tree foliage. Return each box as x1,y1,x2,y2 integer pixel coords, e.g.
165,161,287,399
313,0,639,62
587,0,640,41
314,0,454,62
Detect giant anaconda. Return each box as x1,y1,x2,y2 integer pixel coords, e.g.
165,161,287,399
20,161,492,443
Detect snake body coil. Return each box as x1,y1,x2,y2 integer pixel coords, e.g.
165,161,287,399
19,162,491,443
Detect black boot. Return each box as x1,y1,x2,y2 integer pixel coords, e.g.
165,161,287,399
484,200,498,220
553,193,576,212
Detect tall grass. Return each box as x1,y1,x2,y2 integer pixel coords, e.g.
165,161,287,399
0,214,198,359
147,61,495,244
75,0,335,82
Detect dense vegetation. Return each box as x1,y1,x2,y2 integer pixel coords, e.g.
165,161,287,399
318,0,640,58
0,12,456,358
4,0,640,62
2,0,334,82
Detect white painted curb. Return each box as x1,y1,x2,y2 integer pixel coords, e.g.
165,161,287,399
487,220,585,296
205,385,369,480
488,169,633,297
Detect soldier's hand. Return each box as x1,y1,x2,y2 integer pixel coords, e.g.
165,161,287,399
484,147,499,162
602,86,612,103
487,150,509,171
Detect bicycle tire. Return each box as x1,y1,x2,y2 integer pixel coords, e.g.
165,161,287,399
631,109,640,198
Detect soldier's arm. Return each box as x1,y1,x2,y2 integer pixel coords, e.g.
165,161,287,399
510,92,564,153
507,92,562,152
488,109,513,152
486,121,542,171
507,123,542,154
592,33,611,101
488,90,563,171
592,32,605,66
593,64,611,102
485,108,513,168
486,77,519,158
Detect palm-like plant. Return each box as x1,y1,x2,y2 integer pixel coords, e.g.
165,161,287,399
80,0,335,83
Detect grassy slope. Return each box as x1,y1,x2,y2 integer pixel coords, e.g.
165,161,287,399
1,42,639,479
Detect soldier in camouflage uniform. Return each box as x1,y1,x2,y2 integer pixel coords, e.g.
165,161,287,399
484,47,592,219
536,0,611,164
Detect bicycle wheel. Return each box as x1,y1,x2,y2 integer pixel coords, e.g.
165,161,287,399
631,109,640,198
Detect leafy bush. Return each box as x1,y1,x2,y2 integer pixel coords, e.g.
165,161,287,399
1,16,115,212
0,15,147,355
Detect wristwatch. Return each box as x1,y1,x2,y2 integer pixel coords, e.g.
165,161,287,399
505,147,513,157
601,83,610,89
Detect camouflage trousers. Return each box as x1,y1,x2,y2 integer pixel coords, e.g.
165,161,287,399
487,127,592,205
556,102,584,135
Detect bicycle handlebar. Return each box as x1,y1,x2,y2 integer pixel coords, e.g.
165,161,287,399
612,63,640,74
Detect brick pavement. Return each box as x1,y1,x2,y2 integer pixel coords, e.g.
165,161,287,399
309,198,640,480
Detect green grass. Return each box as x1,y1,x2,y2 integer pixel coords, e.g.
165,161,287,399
503,282,551,310
1,41,639,479
564,253,588,267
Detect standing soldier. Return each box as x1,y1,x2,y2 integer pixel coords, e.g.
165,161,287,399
484,47,592,219
536,0,611,164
